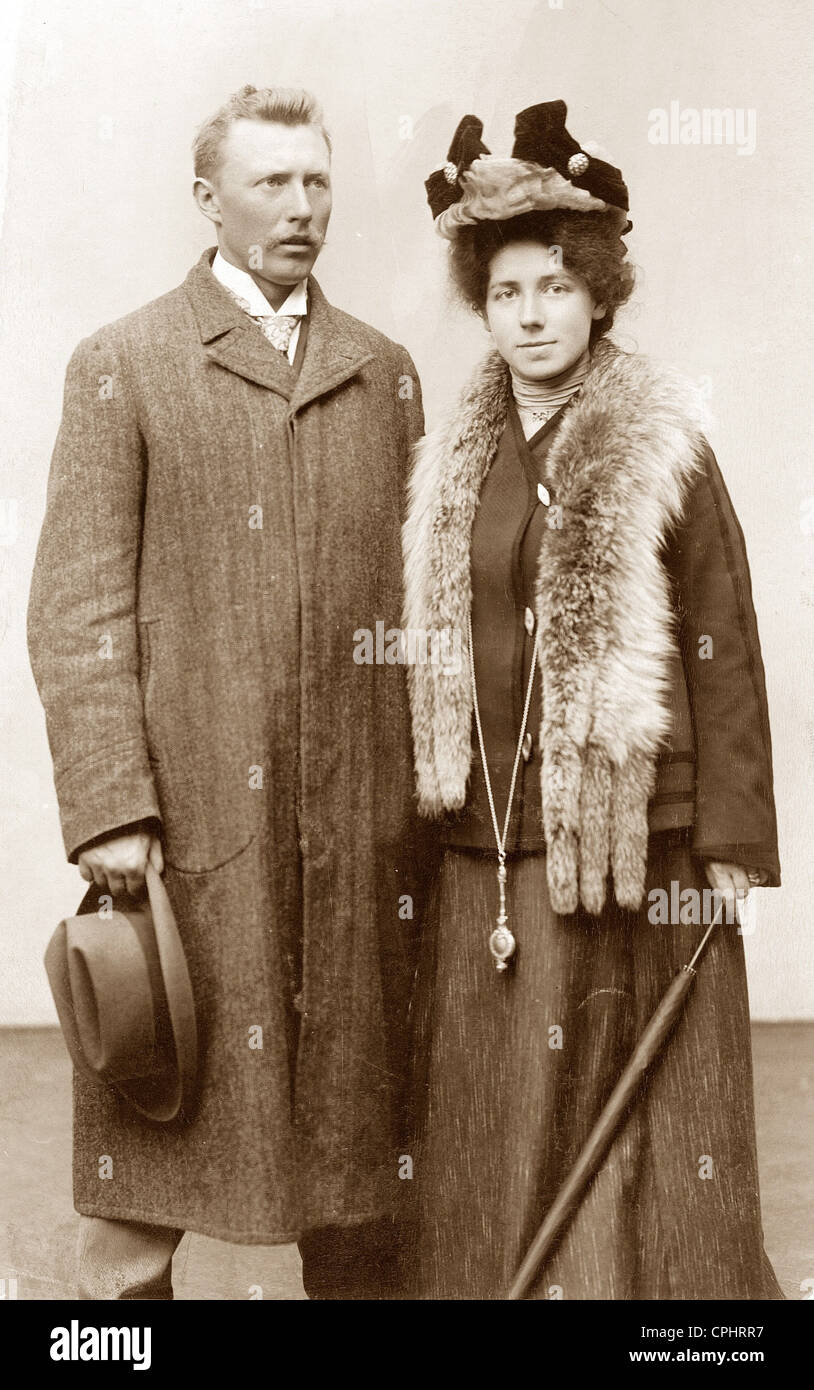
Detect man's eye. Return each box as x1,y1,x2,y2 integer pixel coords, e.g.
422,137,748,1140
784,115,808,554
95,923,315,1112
265,176,284,187
308,176,328,188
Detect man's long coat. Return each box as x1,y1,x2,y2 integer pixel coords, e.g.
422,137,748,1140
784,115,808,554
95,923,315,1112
27,249,428,1242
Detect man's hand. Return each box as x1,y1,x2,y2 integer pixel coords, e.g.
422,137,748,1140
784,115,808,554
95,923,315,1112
704,859,767,904
78,830,164,898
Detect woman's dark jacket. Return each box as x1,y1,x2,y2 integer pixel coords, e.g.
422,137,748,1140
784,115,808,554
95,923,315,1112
431,386,780,883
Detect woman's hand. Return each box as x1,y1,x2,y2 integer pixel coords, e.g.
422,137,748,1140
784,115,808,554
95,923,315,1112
704,860,768,900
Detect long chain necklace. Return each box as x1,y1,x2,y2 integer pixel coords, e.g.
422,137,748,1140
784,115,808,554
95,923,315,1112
468,611,541,972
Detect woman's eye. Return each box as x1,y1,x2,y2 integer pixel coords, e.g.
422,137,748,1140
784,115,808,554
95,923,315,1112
544,283,566,294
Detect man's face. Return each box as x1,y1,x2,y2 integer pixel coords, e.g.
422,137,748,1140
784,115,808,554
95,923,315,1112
196,119,332,289
484,240,605,382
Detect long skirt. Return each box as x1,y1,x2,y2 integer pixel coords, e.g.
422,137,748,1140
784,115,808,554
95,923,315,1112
405,831,783,1300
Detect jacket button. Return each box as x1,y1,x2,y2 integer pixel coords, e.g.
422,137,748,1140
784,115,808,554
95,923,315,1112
524,606,535,635
522,732,533,762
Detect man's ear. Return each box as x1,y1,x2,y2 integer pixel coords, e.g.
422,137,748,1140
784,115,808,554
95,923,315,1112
193,177,222,226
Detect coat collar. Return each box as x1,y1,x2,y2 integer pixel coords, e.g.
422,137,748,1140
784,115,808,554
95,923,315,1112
184,248,374,407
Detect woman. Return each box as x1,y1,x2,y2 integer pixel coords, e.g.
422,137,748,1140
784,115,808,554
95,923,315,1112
402,102,782,1300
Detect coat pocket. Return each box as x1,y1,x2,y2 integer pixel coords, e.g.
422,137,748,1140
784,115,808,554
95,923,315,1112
136,611,260,873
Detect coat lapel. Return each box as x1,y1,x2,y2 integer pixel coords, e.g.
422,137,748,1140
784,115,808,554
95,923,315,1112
289,278,374,413
184,249,297,398
183,249,373,405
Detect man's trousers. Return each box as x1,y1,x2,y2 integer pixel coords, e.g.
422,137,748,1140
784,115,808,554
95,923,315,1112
76,1213,402,1300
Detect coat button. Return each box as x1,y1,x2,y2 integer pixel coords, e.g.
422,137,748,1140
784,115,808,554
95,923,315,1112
522,731,533,762
524,606,535,635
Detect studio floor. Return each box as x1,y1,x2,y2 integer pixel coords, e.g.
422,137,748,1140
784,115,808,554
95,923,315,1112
1,1025,811,1301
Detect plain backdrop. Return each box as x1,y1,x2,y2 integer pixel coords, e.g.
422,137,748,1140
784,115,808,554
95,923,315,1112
1,0,812,1022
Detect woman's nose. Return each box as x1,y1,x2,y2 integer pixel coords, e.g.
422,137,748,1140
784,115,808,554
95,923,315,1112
519,295,545,326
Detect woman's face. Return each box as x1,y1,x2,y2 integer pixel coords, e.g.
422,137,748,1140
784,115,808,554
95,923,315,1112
484,240,606,382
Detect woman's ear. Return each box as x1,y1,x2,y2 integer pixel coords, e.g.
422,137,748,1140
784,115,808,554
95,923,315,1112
591,302,607,321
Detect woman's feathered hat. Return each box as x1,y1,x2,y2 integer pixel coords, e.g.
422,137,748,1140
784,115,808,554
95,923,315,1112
425,100,631,239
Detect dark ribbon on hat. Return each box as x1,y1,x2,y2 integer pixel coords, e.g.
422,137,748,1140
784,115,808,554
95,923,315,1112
425,101,631,229
425,115,490,219
512,100,630,213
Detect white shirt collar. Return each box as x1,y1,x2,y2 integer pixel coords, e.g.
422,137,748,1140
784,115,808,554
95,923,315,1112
211,250,308,318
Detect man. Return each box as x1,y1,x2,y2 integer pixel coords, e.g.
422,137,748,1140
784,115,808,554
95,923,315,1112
27,85,427,1300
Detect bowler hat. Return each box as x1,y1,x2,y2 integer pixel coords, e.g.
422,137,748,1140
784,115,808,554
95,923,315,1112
45,862,197,1122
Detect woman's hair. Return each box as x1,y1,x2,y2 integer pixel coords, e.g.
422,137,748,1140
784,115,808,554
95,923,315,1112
447,208,635,345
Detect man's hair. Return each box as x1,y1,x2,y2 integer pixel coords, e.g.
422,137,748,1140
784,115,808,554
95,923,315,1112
192,84,331,180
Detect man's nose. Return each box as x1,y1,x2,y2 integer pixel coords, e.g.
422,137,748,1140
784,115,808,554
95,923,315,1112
284,181,313,222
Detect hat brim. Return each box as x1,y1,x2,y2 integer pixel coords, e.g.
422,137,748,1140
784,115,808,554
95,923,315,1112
45,862,197,1124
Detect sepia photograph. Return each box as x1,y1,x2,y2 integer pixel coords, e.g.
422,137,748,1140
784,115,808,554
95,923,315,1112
1,0,812,1350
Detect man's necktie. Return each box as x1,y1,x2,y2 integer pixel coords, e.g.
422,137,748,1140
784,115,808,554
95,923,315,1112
253,314,301,356
222,286,302,357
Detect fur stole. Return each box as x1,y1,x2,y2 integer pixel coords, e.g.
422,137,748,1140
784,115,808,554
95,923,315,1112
402,338,708,915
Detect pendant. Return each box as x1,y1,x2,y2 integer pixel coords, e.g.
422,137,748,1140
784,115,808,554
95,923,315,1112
489,923,516,971
489,861,516,971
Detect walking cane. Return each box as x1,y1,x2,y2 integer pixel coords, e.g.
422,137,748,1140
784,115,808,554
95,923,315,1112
507,895,735,1301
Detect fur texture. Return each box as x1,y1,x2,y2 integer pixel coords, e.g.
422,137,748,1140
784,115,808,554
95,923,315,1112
403,338,708,915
